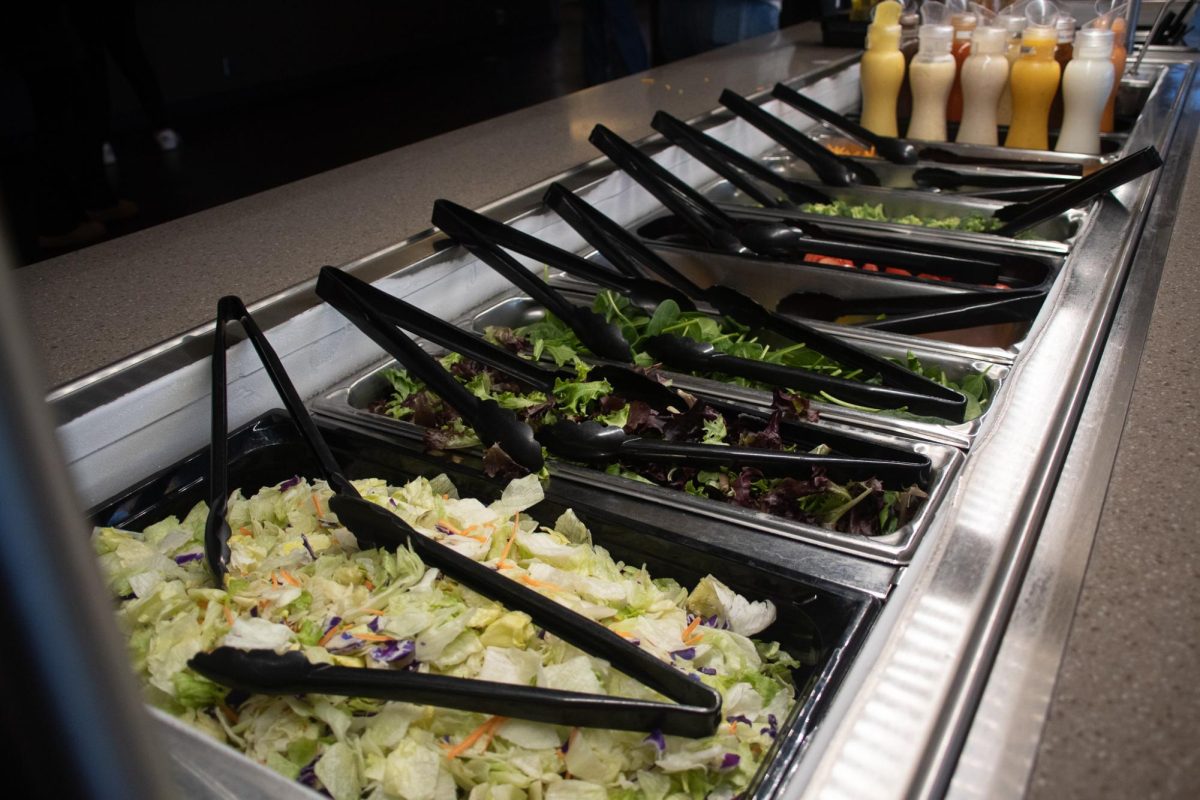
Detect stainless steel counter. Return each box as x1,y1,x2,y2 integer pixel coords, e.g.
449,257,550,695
22,22,1200,800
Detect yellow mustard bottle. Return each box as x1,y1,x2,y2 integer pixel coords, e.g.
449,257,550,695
861,1,906,137
1004,1,1061,150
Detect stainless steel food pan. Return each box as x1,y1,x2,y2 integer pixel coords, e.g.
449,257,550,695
312,362,963,565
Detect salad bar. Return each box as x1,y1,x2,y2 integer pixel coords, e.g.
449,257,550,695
32,17,1200,800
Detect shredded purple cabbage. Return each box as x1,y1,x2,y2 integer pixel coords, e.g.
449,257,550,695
670,647,696,660
279,475,303,491
698,666,717,675
721,753,741,770
727,714,753,726
644,729,666,752
367,616,380,632
173,552,203,565
301,534,316,560
371,639,416,666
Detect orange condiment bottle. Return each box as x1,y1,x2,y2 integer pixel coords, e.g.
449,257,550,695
1005,2,1061,150
1101,15,1128,131
946,11,979,121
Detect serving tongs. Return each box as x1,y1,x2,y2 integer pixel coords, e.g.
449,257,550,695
769,83,919,165
769,84,1084,176
990,146,1164,236
588,124,1005,289
650,111,830,207
192,295,722,736
780,288,1048,335
720,90,881,187
442,189,968,421
317,267,929,484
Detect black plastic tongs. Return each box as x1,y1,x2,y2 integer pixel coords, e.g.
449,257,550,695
436,194,968,422
317,266,931,485
587,123,1003,286
770,83,919,165
191,296,722,736
991,146,1164,236
720,89,881,187
650,110,831,208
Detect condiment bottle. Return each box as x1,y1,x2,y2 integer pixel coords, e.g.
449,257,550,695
1094,2,1129,132
907,18,957,141
861,1,907,137
996,5,1028,125
897,6,922,121
1055,27,1114,153
957,26,1010,145
946,7,979,122
1005,0,1061,150
1048,14,1077,129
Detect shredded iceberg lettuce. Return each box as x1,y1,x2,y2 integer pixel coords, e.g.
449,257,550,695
95,473,802,798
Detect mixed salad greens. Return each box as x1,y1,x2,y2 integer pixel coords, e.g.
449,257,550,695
799,199,1004,233
372,348,927,536
487,291,990,422
96,473,805,800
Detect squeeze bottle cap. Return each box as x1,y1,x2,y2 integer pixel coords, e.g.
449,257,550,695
866,0,904,49
999,0,1029,36
1056,14,1077,43
922,1,952,25
1074,27,1115,57
971,25,1008,53
1025,0,1059,29
918,23,956,53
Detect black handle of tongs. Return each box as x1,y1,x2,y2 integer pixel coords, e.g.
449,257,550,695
207,296,358,582
859,290,1047,334
317,268,546,472
190,648,719,736
720,90,879,187
771,83,920,165
317,267,555,393
643,335,966,420
994,146,1164,235
544,182,708,297
650,111,831,206
429,196,694,311
433,199,634,362
588,123,748,253
326,496,721,736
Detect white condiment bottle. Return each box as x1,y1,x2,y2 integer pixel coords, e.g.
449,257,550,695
1055,27,1115,153
996,8,1027,125
956,26,1010,145
907,23,957,141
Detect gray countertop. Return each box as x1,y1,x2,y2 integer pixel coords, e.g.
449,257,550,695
14,20,1200,798
1026,136,1200,799
14,24,852,390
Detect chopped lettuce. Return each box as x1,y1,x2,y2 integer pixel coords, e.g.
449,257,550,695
96,474,802,799
799,199,1005,233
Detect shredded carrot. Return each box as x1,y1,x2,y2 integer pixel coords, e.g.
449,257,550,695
218,702,239,724
270,572,279,588
279,569,301,587
480,716,506,751
238,526,252,537
363,578,375,591
223,605,236,627
318,623,344,647
352,632,393,642
497,513,520,566
444,716,505,759
362,608,387,616
615,630,637,639
728,722,738,734
311,493,323,517
518,575,563,592
681,616,702,644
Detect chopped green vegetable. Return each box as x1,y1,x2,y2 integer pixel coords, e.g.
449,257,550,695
799,199,1005,233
